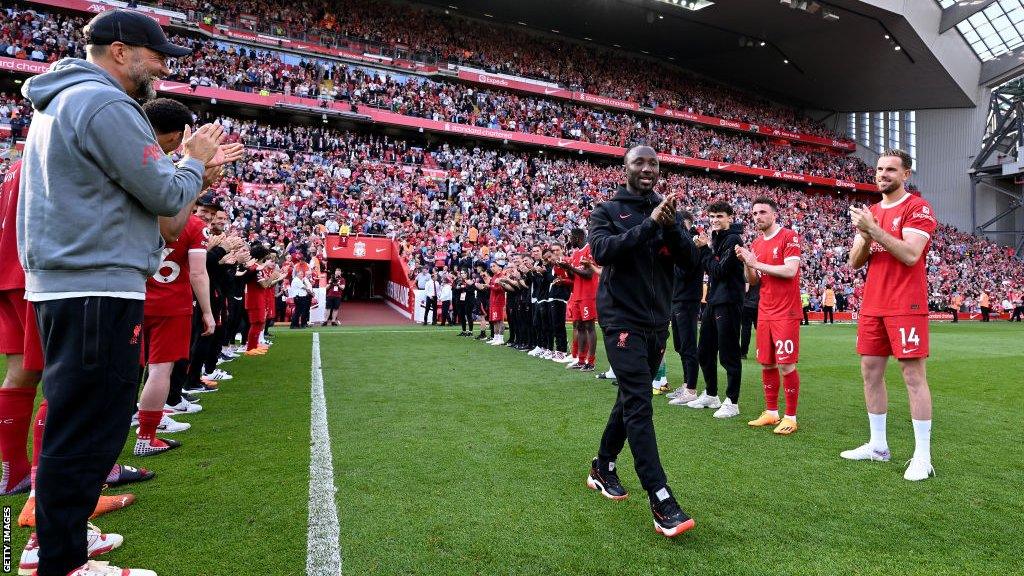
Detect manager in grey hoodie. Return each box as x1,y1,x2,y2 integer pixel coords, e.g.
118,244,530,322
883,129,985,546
16,10,222,576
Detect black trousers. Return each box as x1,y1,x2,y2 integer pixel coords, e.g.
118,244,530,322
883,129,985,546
423,296,437,325
533,302,551,349
598,327,670,496
948,307,959,323
225,297,246,346
291,295,311,327
823,305,834,324
440,300,452,326
34,297,141,576
461,298,476,332
739,305,758,356
697,303,743,403
184,305,207,392
548,300,568,352
981,306,991,322
671,302,700,390
801,306,810,325
1012,306,1023,322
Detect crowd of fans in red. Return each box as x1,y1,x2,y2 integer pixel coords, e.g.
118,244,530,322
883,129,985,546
162,115,1021,315
152,0,848,139
2,4,1022,315
0,7,873,183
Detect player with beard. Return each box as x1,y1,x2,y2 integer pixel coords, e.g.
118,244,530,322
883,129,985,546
842,149,937,481
585,145,698,538
735,198,804,435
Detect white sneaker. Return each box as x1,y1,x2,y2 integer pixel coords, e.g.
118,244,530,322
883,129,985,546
839,443,892,462
651,377,668,389
154,414,190,433
564,356,580,366
203,369,233,381
596,368,616,380
713,399,740,419
488,336,505,346
527,346,543,356
557,353,576,363
67,560,157,576
903,458,935,481
686,391,722,409
550,351,566,362
20,524,122,575
668,389,699,405
165,399,202,415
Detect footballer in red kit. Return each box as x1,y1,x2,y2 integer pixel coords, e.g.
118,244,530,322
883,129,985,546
136,214,212,457
736,197,803,435
842,149,937,481
559,229,599,370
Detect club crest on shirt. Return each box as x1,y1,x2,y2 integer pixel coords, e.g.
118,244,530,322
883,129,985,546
353,241,366,257
891,216,901,232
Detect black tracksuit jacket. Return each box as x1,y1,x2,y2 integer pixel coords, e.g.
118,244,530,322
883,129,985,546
588,186,698,331
700,222,746,306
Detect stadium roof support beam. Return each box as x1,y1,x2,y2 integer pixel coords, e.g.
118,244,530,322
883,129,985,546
979,45,1024,88
971,82,1024,259
940,0,998,34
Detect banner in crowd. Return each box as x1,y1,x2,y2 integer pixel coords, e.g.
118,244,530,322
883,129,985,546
240,182,286,196
28,0,174,24
324,235,393,261
0,57,50,75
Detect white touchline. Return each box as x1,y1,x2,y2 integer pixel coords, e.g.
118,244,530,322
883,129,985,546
308,332,343,576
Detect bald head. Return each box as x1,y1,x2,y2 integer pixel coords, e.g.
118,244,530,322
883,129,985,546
624,145,659,194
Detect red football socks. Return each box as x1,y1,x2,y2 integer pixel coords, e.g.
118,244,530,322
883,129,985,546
30,399,46,490
0,387,36,492
762,367,780,412
783,371,801,418
136,410,163,441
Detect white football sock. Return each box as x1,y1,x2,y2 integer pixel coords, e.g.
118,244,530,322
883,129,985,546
765,409,779,417
868,412,888,451
912,419,931,462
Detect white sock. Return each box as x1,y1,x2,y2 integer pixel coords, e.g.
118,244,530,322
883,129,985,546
765,409,779,417
868,412,888,451
784,414,796,422
912,419,931,462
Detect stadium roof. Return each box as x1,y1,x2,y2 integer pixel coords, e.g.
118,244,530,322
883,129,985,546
427,0,983,111
938,0,1024,61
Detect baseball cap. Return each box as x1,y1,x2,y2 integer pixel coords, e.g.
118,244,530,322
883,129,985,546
196,192,221,209
85,10,192,57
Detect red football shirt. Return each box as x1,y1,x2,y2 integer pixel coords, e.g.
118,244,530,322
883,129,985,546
145,215,207,317
489,270,506,308
0,161,24,291
751,227,802,320
861,193,937,316
571,244,600,301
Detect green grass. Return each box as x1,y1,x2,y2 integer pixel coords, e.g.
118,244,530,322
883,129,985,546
2,322,1022,575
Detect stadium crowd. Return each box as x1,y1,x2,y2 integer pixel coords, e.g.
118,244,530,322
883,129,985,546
178,114,1024,319
0,7,873,184
154,0,847,139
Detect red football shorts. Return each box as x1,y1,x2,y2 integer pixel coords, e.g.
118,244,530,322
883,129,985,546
0,289,43,371
489,303,506,323
857,314,929,359
143,314,192,364
756,317,801,365
570,299,598,322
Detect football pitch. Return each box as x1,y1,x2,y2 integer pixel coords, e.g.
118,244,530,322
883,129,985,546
2,321,1022,575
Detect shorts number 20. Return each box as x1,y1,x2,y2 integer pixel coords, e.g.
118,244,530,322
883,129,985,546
775,339,794,355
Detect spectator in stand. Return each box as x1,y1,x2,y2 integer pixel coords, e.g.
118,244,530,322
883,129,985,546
289,269,314,328
822,285,836,324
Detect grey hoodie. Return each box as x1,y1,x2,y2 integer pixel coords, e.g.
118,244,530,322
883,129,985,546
17,58,205,298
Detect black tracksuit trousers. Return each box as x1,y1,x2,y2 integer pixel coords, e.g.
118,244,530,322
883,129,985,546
33,297,142,576
598,327,670,497
671,302,700,390
697,303,743,403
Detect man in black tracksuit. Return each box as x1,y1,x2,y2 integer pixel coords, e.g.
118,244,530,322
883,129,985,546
667,210,703,403
691,201,745,416
584,145,697,538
